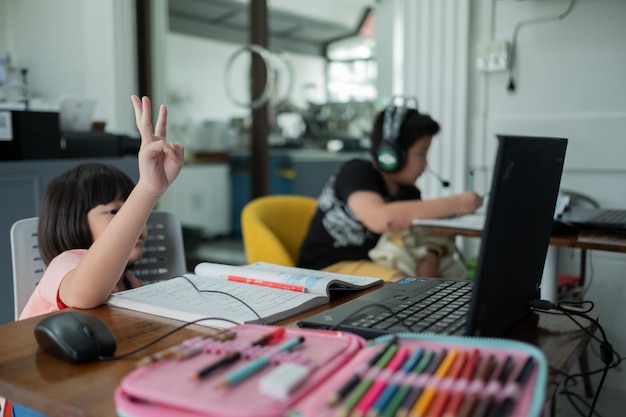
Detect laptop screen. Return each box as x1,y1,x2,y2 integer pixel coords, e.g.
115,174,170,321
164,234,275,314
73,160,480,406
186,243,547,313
466,134,567,336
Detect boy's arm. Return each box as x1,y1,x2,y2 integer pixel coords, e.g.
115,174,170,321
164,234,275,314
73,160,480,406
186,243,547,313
348,190,482,234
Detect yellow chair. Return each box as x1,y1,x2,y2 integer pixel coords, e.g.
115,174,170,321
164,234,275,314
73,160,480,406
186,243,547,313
241,195,317,266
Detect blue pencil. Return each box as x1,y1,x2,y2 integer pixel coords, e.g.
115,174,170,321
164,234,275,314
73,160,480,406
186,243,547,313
366,347,425,417
217,336,305,387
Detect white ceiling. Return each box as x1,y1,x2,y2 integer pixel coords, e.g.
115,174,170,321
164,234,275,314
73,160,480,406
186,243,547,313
168,0,377,56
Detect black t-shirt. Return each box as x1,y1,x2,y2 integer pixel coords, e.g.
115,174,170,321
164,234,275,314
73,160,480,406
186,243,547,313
297,158,421,269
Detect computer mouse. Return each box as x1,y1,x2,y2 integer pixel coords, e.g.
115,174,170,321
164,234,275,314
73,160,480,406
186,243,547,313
34,311,117,363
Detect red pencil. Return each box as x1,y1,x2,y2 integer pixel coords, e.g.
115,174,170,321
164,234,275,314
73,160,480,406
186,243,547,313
227,275,307,293
424,350,468,417
441,349,479,417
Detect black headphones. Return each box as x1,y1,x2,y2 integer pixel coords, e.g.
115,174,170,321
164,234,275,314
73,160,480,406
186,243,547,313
375,96,419,173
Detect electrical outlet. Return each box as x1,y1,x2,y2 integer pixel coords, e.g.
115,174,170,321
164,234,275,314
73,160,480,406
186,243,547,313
476,41,509,73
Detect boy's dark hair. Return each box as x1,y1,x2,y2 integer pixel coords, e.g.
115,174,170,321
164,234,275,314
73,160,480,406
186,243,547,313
370,108,441,159
38,163,135,265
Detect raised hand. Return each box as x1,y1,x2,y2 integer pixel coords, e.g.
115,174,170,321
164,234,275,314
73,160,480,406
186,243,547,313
131,95,184,198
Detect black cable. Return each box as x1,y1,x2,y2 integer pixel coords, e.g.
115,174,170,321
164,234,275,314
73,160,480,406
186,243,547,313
177,274,267,325
98,274,270,361
99,316,240,361
530,299,621,417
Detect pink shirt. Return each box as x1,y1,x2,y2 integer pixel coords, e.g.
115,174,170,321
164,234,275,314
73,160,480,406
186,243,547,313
19,249,87,320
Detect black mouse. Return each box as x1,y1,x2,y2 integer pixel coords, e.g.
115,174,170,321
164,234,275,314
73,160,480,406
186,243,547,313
34,311,117,363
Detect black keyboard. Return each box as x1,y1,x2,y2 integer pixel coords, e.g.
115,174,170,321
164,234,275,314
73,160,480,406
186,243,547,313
344,280,473,335
590,210,626,224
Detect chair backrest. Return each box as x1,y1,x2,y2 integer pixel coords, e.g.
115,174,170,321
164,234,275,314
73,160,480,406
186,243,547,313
10,211,187,320
241,195,317,266
10,217,44,320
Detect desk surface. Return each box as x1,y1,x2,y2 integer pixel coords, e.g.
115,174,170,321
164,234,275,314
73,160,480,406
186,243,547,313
0,291,595,417
414,223,626,253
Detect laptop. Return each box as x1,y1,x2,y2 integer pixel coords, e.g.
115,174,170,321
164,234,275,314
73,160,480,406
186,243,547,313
298,134,568,338
59,97,97,132
558,208,626,231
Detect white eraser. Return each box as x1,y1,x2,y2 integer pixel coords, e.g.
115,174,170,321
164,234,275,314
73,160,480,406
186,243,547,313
259,362,310,400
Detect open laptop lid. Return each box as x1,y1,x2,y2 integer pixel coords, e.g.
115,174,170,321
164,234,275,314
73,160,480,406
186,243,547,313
466,134,567,336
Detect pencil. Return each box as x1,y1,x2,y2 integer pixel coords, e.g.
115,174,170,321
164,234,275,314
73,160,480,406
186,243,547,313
227,275,307,293
396,349,447,417
454,354,496,417
334,344,399,417
366,347,425,417
328,336,398,406
409,349,459,417
424,350,468,417
441,349,479,417
379,350,434,417
216,336,305,387
470,355,514,417
490,356,535,417
352,346,410,417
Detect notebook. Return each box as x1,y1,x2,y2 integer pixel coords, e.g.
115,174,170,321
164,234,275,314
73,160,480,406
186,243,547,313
298,134,568,338
59,96,97,132
558,208,626,231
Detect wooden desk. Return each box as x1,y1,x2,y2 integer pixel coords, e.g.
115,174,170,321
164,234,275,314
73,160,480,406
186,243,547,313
0,294,595,417
414,223,626,294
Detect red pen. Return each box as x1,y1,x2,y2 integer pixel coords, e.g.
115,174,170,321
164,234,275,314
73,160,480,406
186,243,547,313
227,275,308,293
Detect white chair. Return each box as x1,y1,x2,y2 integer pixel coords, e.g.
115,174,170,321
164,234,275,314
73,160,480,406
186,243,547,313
10,211,187,320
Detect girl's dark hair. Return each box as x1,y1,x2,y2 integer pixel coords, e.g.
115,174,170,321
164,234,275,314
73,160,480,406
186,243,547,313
38,163,135,265
370,108,441,159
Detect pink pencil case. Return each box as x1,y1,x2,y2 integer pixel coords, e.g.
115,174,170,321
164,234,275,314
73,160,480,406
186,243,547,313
115,325,547,417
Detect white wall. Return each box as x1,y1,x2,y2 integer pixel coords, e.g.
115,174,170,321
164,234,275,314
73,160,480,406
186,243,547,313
0,0,138,134
469,0,626,391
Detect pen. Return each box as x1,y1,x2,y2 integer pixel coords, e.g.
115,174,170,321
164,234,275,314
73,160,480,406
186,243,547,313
328,336,399,406
192,327,286,379
216,336,305,387
227,275,307,293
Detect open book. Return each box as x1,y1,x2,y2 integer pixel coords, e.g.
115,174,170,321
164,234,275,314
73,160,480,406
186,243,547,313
106,262,383,328
412,213,486,231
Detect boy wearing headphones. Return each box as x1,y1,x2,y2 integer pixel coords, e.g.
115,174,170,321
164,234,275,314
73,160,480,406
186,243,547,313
297,99,482,281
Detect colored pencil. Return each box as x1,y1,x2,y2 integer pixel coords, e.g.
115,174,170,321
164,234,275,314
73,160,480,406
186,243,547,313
352,346,410,417
379,350,435,417
423,350,468,417
396,348,448,417
328,336,398,406
490,356,536,417
334,344,399,417
366,347,425,417
454,354,496,417
409,349,459,417
441,349,479,417
216,336,305,387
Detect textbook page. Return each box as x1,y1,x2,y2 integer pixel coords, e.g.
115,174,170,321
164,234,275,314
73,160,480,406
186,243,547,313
106,274,326,328
412,213,485,231
193,262,382,296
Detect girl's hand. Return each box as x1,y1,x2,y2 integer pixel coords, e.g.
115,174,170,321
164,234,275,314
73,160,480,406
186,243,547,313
131,95,184,198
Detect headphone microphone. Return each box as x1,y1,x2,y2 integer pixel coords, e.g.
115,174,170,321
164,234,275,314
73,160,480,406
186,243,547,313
427,169,451,188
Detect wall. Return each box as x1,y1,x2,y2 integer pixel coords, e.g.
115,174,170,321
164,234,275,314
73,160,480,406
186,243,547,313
377,0,626,391
470,0,626,391
0,0,138,134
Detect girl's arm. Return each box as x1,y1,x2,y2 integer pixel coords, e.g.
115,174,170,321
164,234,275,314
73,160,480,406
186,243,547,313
347,190,482,234
60,96,184,308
